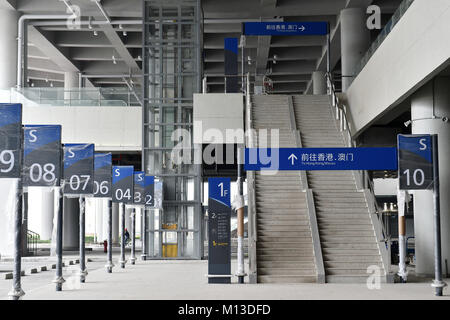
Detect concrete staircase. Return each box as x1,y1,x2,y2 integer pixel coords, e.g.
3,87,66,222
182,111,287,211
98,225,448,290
251,95,318,283
292,95,386,283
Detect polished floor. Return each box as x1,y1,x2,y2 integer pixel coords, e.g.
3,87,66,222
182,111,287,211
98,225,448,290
0,247,448,300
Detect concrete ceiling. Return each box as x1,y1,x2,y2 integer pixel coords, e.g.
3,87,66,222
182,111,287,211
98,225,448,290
6,0,402,94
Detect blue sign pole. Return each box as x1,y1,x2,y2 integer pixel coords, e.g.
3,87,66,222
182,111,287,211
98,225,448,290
0,104,24,300
141,175,155,261
112,166,134,268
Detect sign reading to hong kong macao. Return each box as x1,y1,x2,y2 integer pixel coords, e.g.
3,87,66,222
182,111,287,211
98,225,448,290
244,148,398,171
243,22,328,36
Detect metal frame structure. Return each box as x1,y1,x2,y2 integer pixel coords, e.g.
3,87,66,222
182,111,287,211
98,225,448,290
142,0,203,259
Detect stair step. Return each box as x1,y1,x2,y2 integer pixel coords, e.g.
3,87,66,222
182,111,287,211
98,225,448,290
257,242,313,249
326,275,386,284
324,254,382,262
315,203,368,209
257,210,309,215
258,268,316,276
258,219,310,226
257,225,311,232
257,275,317,283
322,248,380,255
258,260,315,267
257,248,314,255
257,254,315,262
258,230,312,237
319,236,379,243
319,229,376,236
324,261,383,269
258,236,313,243
319,224,373,231
315,208,369,214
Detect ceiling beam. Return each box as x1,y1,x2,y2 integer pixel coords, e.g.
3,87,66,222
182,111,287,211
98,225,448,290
28,26,80,72
255,0,278,75
98,24,141,75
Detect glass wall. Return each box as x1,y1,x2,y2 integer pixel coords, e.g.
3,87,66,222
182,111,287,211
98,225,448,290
143,0,203,259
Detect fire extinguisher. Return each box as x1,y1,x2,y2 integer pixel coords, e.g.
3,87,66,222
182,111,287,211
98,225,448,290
103,240,108,253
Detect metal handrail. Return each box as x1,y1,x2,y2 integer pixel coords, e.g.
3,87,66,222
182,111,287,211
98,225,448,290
27,230,40,256
325,72,354,147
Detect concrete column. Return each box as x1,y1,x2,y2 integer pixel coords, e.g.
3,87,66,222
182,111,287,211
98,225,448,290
411,77,450,277
312,71,327,95
27,187,54,240
101,198,109,242
112,202,119,244
125,207,132,232
94,198,104,242
64,71,79,101
340,7,370,92
0,8,18,90
63,197,79,250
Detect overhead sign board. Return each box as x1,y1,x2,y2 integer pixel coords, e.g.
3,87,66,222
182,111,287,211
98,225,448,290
23,125,62,187
208,177,231,284
245,148,398,171
94,153,112,198
144,175,155,208
398,134,434,190
112,166,134,204
133,171,145,205
63,144,94,195
0,103,22,178
243,21,328,36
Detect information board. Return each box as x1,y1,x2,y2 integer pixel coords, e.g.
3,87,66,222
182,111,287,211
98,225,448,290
0,103,22,178
144,175,155,207
23,125,61,187
133,171,145,205
398,134,434,190
94,153,112,198
208,177,231,284
63,144,95,195
112,166,134,204
245,147,398,171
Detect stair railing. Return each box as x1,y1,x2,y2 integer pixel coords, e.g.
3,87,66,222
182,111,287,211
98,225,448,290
27,230,40,256
245,72,258,283
326,73,354,148
326,72,392,277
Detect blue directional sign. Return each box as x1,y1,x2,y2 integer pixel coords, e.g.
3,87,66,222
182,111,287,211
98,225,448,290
0,103,22,178
23,125,62,186
94,153,112,198
243,22,328,36
63,143,94,194
245,148,398,171
398,134,434,190
112,166,134,204
133,171,145,205
208,177,231,284
144,175,155,207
